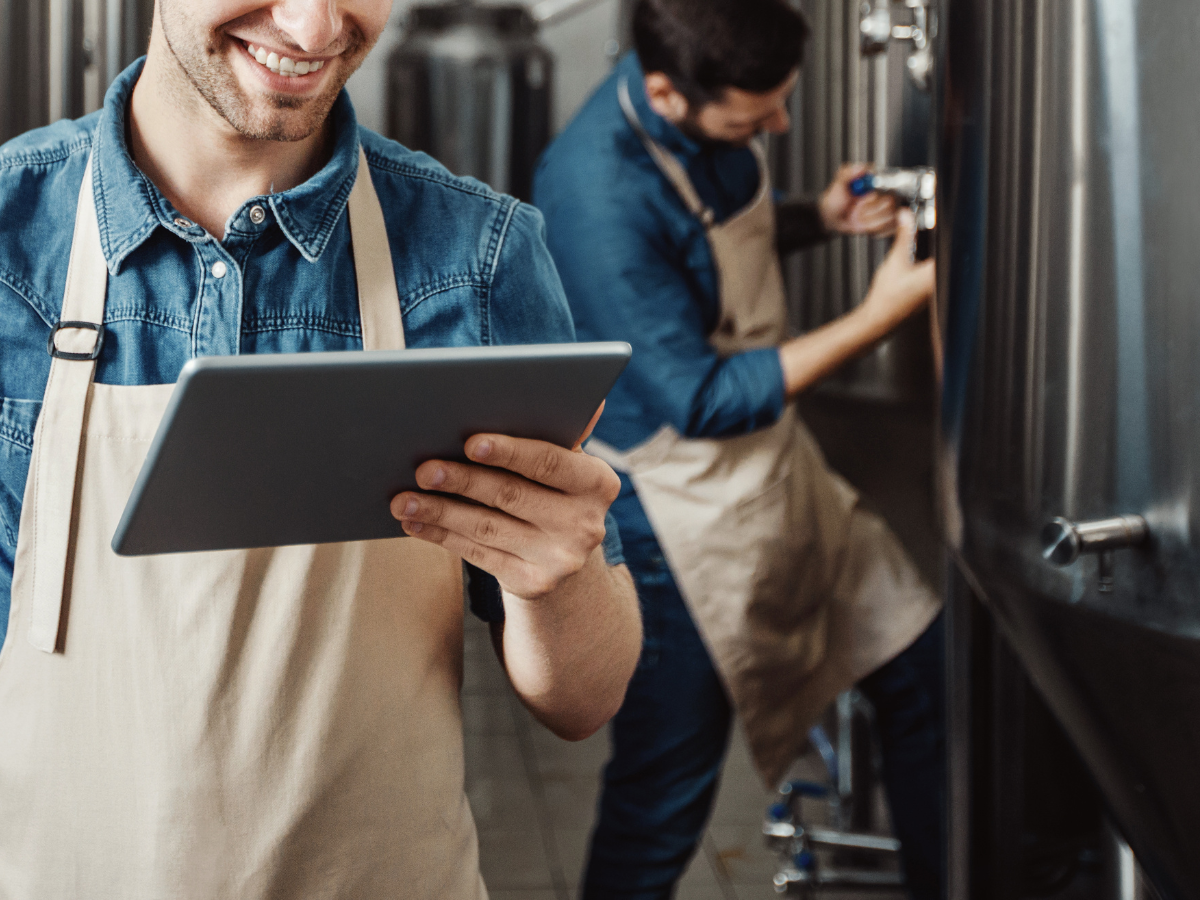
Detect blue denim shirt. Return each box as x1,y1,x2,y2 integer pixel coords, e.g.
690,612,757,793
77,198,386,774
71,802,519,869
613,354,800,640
533,54,785,452
533,54,787,549
0,59,621,647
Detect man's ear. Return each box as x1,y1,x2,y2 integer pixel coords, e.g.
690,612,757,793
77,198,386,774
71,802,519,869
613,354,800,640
643,72,690,124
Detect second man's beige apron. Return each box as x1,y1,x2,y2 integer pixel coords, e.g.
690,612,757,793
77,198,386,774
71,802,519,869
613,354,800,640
589,81,941,787
0,149,488,899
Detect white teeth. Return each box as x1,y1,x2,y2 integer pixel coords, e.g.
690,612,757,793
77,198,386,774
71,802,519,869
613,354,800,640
247,42,324,75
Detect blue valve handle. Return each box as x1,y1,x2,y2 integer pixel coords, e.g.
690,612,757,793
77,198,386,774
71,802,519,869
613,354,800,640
793,850,816,871
786,780,829,799
848,173,876,197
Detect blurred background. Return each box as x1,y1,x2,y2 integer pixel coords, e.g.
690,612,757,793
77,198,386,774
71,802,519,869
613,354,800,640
14,2,1195,899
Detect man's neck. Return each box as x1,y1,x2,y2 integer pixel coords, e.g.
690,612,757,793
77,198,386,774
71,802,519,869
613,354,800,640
128,43,331,239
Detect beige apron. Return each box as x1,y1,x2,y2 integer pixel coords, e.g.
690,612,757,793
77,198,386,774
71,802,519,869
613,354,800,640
0,149,488,900
590,80,941,788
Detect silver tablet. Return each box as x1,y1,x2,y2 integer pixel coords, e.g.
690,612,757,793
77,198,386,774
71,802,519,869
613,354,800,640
111,342,631,556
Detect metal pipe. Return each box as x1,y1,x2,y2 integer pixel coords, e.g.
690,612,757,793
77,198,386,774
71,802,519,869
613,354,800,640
530,0,610,26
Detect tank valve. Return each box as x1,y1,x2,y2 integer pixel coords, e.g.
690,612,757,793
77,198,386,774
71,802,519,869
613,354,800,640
1040,515,1148,592
859,0,935,90
849,167,936,228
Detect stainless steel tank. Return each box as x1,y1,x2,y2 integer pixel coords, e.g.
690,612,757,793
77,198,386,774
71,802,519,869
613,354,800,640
0,0,48,142
774,0,934,403
0,0,153,145
937,0,1200,897
385,1,553,199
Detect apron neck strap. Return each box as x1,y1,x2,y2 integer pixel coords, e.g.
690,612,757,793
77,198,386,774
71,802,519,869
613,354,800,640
58,157,108,328
618,77,773,231
347,146,405,351
57,147,403,352
618,77,716,227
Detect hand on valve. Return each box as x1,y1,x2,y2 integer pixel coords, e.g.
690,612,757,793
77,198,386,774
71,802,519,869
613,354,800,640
819,163,899,235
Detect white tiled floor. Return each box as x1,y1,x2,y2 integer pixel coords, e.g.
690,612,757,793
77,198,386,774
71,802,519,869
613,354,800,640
463,614,903,900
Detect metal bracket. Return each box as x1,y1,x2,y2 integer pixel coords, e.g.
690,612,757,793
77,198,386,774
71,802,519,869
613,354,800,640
859,0,935,91
1041,515,1148,592
47,320,105,361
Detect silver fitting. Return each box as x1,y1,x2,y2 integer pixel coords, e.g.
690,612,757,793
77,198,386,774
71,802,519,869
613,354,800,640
1041,515,1149,592
859,0,935,91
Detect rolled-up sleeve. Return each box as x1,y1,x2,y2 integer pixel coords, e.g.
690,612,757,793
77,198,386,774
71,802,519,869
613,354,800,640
538,184,786,441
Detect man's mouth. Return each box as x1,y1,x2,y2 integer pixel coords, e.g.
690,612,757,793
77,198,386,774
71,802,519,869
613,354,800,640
245,42,326,77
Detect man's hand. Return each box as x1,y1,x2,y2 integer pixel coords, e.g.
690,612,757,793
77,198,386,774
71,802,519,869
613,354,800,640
778,208,933,398
389,406,620,600
819,163,898,235
389,405,641,742
860,208,934,331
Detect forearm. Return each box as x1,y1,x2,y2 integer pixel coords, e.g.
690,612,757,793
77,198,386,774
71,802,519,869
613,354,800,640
496,548,641,741
779,302,898,398
780,208,934,398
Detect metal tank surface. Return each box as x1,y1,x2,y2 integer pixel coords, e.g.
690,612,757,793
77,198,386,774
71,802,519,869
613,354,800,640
773,0,934,403
386,1,554,200
937,0,1200,897
0,0,153,145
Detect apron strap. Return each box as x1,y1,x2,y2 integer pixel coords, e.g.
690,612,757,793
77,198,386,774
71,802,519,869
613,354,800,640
28,158,107,652
347,147,405,352
26,148,404,652
618,78,715,226
617,77,773,231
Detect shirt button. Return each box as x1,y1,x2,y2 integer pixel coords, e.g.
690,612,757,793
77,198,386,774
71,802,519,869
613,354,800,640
249,205,267,225
211,261,228,279
173,217,192,228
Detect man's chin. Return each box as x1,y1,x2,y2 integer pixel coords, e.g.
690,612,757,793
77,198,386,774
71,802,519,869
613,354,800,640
222,111,318,143
222,91,333,142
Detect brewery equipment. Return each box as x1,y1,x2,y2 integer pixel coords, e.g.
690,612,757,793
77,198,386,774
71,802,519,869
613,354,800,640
0,0,153,145
776,0,934,403
763,695,906,896
849,166,936,232
859,0,934,91
0,0,46,142
385,0,606,200
937,0,1200,897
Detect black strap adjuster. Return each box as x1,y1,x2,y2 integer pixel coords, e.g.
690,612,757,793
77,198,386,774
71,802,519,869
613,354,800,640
47,320,105,361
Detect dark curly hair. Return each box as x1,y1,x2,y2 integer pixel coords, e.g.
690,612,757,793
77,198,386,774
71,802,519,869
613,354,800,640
632,0,810,106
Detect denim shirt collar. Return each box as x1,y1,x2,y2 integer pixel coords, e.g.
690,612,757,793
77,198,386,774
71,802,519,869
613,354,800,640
93,58,361,274
617,53,707,163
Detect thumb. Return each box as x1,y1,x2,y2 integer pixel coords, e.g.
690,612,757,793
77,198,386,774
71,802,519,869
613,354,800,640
888,207,918,260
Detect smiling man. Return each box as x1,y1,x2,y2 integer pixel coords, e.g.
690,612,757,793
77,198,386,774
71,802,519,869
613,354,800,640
0,1,640,896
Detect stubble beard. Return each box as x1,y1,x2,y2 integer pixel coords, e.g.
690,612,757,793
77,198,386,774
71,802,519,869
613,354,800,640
158,3,368,143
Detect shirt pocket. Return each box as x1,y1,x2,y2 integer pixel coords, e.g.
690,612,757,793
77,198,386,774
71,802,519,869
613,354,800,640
0,398,40,550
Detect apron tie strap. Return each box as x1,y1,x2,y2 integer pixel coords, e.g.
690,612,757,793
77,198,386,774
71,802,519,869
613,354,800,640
27,158,107,653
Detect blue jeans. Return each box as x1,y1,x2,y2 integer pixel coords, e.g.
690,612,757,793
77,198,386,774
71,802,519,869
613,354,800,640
581,532,946,900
